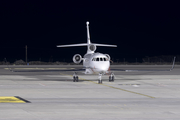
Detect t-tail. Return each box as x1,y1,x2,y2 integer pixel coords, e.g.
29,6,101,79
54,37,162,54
57,21,117,54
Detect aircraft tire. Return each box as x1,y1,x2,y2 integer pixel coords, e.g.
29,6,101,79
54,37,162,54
98,80,102,84
76,76,79,82
73,76,76,82
112,76,114,82
109,76,112,82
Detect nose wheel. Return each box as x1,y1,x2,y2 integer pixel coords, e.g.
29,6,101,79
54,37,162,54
73,72,79,82
109,73,115,82
98,73,103,84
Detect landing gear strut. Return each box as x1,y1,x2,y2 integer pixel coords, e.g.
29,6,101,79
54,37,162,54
98,73,102,84
109,73,114,82
73,72,79,82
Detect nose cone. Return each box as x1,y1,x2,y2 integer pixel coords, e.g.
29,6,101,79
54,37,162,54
101,66,109,71
95,62,110,73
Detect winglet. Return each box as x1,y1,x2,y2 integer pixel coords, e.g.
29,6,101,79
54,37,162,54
170,56,176,71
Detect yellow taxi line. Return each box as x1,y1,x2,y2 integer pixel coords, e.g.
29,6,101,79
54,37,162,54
0,96,30,103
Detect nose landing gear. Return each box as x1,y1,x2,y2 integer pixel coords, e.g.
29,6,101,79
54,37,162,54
98,73,103,84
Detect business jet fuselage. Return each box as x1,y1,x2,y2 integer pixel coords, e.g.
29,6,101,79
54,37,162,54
83,53,110,74
57,21,116,83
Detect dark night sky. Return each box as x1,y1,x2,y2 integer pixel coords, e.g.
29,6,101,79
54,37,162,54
0,1,180,62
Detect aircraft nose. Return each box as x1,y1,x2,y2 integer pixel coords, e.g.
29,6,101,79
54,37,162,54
102,66,108,71
97,66,109,72
92,62,110,73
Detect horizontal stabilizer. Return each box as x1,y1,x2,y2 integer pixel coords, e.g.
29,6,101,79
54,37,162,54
94,43,117,47
57,43,117,48
57,43,87,47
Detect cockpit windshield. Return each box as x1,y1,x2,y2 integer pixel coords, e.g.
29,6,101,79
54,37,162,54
92,57,108,61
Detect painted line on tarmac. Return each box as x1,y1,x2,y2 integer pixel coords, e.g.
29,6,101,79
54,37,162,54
118,84,141,87
60,73,155,99
102,84,155,98
0,96,30,103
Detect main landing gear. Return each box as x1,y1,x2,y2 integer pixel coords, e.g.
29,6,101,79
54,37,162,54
109,73,115,82
73,72,79,82
73,72,114,84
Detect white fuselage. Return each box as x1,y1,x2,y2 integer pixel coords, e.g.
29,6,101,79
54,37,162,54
83,53,110,74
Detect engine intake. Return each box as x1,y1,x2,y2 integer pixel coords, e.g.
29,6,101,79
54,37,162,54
88,44,96,52
73,54,82,64
105,54,110,61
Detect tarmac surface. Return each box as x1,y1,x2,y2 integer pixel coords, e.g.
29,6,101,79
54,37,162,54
0,65,180,120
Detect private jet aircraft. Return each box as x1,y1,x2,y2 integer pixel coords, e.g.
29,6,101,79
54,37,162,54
57,21,176,84
57,21,116,84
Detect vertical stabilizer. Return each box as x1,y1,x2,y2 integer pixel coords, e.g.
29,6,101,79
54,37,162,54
57,21,117,53
86,21,91,44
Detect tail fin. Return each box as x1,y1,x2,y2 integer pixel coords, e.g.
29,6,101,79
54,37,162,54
57,22,90,48
57,21,117,53
86,21,91,44
86,21,116,47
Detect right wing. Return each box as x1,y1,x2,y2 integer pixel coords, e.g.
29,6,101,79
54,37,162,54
111,57,176,72
8,67,85,72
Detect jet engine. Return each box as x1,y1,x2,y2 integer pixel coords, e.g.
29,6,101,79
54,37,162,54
73,54,82,64
88,44,96,52
105,54,110,61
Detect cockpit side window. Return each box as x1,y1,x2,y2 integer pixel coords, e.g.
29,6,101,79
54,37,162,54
103,58,106,61
100,58,103,61
96,58,99,61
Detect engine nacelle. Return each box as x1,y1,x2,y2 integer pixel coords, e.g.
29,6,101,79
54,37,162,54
73,54,82,64
88,44,96,52
105,54,110,61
